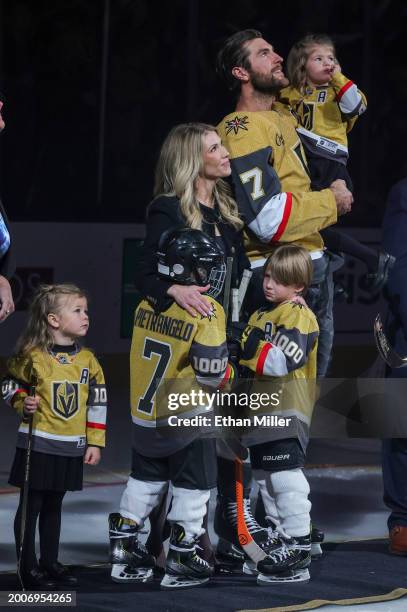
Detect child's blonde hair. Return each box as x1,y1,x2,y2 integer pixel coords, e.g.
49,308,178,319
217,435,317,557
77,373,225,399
15,284,87,356
286,33,336,91
264,245,313,293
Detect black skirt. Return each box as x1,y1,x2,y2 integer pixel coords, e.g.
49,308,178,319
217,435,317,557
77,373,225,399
9,448,84,491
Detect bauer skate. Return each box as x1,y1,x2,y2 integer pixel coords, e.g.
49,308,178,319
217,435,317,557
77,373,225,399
108,513,155,583
215,537,245,575
214,494,300,577
257,533,311,585
160,524,212,589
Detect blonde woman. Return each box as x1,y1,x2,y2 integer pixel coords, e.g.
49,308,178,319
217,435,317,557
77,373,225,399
137,122,250,316
135,123,250,569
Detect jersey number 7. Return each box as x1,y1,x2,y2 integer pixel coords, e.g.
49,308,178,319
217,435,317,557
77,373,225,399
137,338,172,416
239,167,265,200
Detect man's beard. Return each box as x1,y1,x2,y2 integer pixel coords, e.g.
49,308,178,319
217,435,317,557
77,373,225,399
249,69,289,96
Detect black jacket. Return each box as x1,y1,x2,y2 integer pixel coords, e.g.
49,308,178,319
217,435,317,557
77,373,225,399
136,194,250,308
0,199,15,279
382,178,407,378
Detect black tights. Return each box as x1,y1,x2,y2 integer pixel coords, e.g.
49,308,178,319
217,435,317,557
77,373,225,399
14,489,65,572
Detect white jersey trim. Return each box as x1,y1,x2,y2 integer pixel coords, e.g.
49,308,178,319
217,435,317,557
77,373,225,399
337,83,363,115
247,192,287,242
297,126,348,154
18,425,84,443
87,404,107,424
262,345,289,377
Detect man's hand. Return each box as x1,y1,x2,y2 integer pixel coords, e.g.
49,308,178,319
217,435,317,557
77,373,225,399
23,395,40,416
291,295,307,307
329,179,353,215
0,275,14,322
167,284,211,317
84,446,101,465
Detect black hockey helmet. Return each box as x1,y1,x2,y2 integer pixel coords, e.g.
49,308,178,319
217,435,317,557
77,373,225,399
157,228,226,299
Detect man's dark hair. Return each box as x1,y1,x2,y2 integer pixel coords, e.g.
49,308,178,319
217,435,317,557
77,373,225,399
216,29,262,93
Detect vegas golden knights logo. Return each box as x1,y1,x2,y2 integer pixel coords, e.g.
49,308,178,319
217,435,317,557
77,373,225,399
301,103,314,131
52,381,79,419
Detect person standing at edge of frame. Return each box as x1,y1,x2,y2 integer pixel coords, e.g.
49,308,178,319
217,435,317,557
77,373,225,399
381,177,407,555
0,92,16,322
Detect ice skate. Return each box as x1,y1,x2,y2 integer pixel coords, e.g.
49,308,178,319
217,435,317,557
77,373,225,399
108,513,155,583
214,495,291,576
215,537,245,575
160,524,212,589
257,533,311,585
311,526,324,558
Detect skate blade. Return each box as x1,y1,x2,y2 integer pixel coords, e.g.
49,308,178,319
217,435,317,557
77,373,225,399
257,568,310,585
242,561,259,576
215,561,245,576
111,564,154,583
160,573,210,589
311,542,323,558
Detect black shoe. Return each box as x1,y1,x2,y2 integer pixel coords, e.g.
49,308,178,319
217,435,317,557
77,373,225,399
21,567,57,590
40,561,78,586
366,252,395,294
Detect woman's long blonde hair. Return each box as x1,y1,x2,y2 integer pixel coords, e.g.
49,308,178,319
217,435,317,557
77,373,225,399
153,122,243,230
286,33,336,92
15,284,87,357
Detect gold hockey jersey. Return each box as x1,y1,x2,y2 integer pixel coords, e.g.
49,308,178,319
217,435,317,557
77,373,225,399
217,109,337,263
240,301,318,448
130,298,232,425
278,72,367,165
1,347,107,456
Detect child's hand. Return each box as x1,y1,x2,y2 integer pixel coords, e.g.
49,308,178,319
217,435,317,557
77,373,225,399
332,59,341,75
84,446,101,466
23,395,40,416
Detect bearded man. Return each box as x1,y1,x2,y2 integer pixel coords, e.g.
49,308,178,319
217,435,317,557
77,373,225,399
217,29,353,377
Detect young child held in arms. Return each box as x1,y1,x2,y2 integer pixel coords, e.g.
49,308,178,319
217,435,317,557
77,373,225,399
239,244,318,584
2,284,107,589
278,33,393,293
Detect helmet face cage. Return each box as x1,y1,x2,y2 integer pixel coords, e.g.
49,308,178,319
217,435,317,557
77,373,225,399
203,259,226,299
157,229,226,299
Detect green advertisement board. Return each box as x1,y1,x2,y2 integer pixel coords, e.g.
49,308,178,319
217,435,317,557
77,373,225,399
120,238,145,338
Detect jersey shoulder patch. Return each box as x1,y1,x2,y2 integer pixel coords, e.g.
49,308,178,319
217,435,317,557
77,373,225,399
224,115,250,135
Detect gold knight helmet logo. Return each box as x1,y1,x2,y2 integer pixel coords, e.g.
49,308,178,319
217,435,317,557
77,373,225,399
301,102,314,132
52,381,79,419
